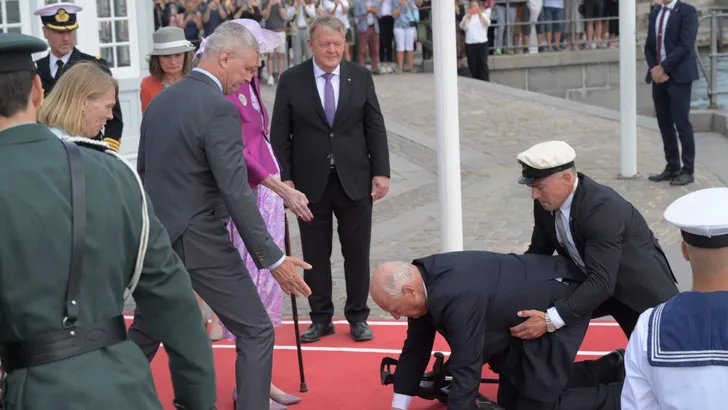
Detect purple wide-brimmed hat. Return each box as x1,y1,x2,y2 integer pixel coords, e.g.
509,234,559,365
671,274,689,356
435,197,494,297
195,19,282,59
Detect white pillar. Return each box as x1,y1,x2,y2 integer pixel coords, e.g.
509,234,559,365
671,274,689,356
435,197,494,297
619,0,638,177
431,0,464,252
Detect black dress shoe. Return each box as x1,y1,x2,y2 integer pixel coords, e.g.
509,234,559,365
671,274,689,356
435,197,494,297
670,172,694,186
350,321,373,342
648,169,680,182
608,348,626,382
300,322,334,343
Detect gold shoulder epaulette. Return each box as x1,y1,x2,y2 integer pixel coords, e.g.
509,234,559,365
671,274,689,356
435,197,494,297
103,137,120,152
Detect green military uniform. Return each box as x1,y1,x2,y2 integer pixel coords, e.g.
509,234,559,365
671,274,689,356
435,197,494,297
33,3,124,152
0,33,216,410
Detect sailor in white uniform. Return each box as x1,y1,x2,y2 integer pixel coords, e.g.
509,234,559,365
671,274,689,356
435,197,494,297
621,187,728,410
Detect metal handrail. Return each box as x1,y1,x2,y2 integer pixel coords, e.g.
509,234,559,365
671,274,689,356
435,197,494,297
697,10,728,108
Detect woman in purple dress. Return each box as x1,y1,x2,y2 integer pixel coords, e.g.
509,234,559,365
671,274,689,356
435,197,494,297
195,19,313,410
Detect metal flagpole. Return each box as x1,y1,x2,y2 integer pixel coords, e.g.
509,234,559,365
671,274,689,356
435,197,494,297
619,0,638,178
431,0,464,252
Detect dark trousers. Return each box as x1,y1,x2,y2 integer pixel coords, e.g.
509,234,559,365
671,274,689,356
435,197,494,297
358,26,380,71
379,15,395,63
298,170,373,325
465,42,490,81
497,354,623,410
652,80,695,175
128,241,274,410
593,296,640,337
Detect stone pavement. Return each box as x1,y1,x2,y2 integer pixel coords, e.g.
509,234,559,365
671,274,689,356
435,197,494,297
125,73,728,321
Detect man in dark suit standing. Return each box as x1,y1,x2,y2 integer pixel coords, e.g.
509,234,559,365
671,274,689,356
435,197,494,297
644,0,699,186
271,15,391,343
511,141,679,342
128,22,311,410
32,3,124,152
371,252,625,410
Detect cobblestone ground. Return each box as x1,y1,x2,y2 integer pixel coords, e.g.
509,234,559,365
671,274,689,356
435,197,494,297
125,73,727,320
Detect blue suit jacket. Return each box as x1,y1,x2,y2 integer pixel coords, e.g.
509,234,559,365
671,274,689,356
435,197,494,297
643,1,700,84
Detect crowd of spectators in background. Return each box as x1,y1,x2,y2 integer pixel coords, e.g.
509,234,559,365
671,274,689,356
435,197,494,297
153,0,623,83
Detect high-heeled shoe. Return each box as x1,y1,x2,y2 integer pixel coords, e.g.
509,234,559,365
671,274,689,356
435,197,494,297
270,393,302,405
208,319,223,342
269,400,287,410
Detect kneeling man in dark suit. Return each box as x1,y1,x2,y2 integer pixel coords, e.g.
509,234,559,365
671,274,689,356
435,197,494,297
371,252,624,410
514,141,678,340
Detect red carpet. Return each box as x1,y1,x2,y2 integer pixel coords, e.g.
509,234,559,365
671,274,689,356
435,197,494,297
126,317,627,410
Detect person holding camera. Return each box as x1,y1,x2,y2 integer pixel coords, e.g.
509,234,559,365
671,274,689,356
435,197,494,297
459,0,491,81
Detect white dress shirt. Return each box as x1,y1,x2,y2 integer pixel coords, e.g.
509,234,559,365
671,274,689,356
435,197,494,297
621,306,728,410
191,68,285,271
546,177,580,330
49,51,72,78
655,0,677,63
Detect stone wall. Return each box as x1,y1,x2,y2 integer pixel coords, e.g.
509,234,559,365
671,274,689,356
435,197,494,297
486,50,657,114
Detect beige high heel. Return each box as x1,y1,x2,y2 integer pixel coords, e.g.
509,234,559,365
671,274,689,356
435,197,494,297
208,318,223,342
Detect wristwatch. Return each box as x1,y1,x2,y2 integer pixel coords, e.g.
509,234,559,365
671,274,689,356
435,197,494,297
545,312,556,333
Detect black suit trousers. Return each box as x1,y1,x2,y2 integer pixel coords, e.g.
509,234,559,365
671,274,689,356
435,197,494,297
652,80,695,174
497,353,623,410
298,169,373,324
592,296,640,337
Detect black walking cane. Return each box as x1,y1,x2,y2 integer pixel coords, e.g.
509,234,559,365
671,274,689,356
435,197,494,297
284,215,308,393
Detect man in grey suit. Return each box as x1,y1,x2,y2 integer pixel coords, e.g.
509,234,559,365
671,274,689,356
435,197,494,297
128,22,311,410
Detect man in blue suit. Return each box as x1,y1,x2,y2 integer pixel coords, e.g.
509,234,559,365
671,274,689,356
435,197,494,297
644,0,699,186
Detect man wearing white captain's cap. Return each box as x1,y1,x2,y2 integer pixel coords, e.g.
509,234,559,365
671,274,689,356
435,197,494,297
622,188,728,410
509,140,679,342
32,2,124,152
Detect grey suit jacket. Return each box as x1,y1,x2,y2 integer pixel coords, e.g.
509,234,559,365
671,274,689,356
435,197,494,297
137,69,284,270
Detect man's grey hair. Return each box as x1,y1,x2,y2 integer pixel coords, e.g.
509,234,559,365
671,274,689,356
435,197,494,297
380,261,414,298
202,21,260,59
309,15,346,38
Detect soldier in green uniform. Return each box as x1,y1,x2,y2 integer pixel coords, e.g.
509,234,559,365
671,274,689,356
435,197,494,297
33,2,124,152
0,33,216,410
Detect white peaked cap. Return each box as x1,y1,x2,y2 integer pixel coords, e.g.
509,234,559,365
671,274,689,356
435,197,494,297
664,187,728,249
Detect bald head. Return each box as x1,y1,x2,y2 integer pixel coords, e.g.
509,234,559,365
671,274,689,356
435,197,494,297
371,261,429,320
372,262,414,295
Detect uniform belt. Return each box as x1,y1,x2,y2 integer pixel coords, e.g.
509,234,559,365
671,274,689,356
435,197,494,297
2,315,127,372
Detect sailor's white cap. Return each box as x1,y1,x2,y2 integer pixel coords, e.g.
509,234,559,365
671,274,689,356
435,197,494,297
664,187,728,249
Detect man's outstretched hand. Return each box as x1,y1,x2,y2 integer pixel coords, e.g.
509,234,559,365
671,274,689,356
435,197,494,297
270,256,312,297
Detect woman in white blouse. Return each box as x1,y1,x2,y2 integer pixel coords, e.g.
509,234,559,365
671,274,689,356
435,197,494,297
459,0,491,81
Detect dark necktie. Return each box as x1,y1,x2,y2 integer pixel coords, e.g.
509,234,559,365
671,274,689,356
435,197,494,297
54,60,64,81
656,7,669,61
323,72,335,126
